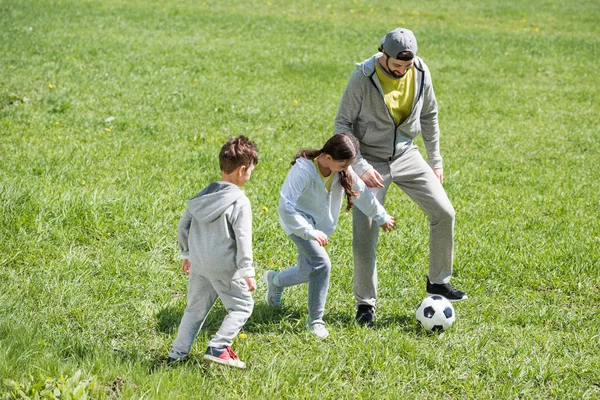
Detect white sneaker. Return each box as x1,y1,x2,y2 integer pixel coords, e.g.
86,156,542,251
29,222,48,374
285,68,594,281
263,270,283,308
308,319,329,339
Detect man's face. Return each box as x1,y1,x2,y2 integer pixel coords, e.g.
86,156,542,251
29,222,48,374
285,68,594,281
381,54,414,79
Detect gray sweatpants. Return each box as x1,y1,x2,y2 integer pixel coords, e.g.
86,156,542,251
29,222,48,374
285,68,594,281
169,271,253,358
276,234,331,321
353,146,455,307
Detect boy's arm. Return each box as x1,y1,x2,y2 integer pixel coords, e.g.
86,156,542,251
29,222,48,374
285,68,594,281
230,197,255,279
177,209,193,259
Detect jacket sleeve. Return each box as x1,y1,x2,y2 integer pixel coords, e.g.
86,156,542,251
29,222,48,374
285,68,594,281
278,166,319,240
349,167,389,225
334,70,373,177
177,209,192,259
419,62,443,169
230,196,255,278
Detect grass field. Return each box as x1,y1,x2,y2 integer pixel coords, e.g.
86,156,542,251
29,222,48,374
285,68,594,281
1,0,599,398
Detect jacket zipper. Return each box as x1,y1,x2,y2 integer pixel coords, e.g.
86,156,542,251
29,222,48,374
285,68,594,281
368,61,426,161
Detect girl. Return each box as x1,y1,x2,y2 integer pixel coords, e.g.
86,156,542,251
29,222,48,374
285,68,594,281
264,133,396,338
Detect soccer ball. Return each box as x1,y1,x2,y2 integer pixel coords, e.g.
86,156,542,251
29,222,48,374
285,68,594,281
416,295,455,332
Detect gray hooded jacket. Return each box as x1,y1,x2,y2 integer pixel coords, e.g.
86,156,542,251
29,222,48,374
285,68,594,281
178,181,254,280
335,54,442,177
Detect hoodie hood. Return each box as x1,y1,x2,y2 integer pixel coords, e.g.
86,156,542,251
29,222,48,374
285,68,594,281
186,182,245,224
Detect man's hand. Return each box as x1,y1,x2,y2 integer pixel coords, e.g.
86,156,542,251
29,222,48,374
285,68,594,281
314,230,329,247
361,169,385,188
380,216,396,232
182,259,191,275
433,168,444,184
244,277,257,291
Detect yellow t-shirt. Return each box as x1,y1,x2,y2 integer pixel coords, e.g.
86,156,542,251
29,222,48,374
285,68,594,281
314,158,334,192
375,61,415,126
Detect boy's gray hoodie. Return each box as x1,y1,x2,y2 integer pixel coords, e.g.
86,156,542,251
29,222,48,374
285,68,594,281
178,181,254,280
335,54,442,176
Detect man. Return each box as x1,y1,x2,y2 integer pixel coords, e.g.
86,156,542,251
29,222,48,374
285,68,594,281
334,27,467,328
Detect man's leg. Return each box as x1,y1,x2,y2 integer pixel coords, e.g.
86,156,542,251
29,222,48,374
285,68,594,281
352,162,391,320
390,148,466,300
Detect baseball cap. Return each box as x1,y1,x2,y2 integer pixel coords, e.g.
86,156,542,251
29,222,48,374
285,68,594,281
380,28,418,59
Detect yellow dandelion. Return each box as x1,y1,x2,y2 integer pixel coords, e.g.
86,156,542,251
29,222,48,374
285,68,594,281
106,127,111,132
55,121,60,126
239,333,247,339
263,206,269,212
534,27,540,32
80,67,84,71
48,84,54,89
278,158,283,161
267,2,272,6
293,99,299,104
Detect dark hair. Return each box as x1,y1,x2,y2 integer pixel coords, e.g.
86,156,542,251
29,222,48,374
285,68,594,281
292,133,360,211
378,47,415,61
219,135,259,174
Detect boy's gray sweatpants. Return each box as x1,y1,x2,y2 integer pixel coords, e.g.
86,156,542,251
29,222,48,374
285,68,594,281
276,234,331,321
353,146,455,307
169,271,253,358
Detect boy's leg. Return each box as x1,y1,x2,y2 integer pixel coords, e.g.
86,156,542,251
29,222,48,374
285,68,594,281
169,272,218,359
207,278,254,349
390,147,455,284
284,234,331,322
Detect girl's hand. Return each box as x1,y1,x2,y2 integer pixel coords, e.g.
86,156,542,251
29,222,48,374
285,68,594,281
314,231,329,246
244,277,257,292
182,259,191,275
381,216,396,232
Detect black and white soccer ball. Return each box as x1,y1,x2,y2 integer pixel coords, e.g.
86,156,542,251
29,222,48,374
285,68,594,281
416,295,455,332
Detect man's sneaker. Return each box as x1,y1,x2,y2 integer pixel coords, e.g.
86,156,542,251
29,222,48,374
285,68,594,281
264,270,283,308
308,319,329,339
203,346,245,369
355,304,375,328
426,277,468,302
166,354,190,366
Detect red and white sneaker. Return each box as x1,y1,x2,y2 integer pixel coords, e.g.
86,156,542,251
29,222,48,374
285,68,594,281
203,346,246,369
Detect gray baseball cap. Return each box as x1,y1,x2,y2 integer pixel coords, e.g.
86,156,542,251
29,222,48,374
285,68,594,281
380,28,418,58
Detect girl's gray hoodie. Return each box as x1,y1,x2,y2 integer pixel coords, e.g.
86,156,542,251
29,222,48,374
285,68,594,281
178,181,254,280
279,158,389,240
334,54,442,176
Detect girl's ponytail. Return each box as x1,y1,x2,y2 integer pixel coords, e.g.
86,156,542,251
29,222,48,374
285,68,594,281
323,133,360,211
339,169,359,211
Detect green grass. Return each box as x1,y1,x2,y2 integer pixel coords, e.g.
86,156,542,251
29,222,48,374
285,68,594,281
1,0,599,398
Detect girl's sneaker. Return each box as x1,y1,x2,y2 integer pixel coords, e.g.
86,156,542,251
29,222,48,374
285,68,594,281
308,319,329,339
203,346,245,369
264,270,283,308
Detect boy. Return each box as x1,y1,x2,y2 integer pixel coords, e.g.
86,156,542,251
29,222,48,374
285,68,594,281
167,136,258,369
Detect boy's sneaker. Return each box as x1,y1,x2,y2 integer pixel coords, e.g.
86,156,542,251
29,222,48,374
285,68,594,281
203,346,245,369
355,304,375,328
426,277,468,302
264,270,283,308
308,319,329,339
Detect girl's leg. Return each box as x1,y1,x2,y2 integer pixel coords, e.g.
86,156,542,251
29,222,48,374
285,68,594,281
277,234,331,321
